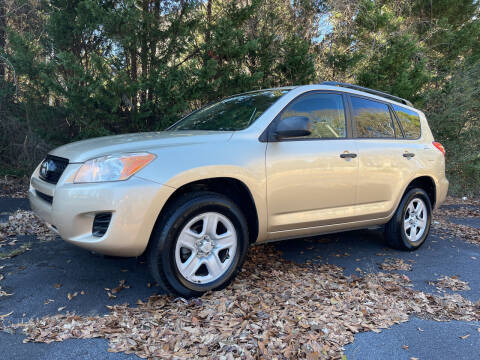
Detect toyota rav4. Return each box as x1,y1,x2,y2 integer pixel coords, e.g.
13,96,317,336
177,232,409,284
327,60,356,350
29,82,449,297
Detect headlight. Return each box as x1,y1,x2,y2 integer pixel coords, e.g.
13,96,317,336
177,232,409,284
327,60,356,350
73,153,155,183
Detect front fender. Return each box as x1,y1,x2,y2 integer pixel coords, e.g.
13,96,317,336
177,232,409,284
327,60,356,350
135,139,268,242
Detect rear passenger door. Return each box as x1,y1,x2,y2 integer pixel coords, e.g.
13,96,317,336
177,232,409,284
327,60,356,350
349,95,418,219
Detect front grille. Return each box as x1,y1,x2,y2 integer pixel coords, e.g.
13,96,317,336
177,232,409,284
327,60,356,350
92,213,112,237
39,155,69,184
35,190,53,204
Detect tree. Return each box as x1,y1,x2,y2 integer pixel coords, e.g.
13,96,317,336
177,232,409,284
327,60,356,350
1,0,479,194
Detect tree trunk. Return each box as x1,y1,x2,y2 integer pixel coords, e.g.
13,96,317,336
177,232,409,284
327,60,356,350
148,0,160,103
205,0,212,46
0,2,6,79
140,0,149,105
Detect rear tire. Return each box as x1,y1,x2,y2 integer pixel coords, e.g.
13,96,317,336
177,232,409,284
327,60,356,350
385,188,432,251
146,191,249,297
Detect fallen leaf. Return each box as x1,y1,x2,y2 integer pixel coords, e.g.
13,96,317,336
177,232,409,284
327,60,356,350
67,293,73,301
429,276,470,292
111,280,129,294
0,311,13,318
379,258,413,271
6,244,480,359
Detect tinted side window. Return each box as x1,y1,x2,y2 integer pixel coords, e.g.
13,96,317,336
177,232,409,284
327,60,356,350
393,104,421,139
351,96,394,138
280,93,346,139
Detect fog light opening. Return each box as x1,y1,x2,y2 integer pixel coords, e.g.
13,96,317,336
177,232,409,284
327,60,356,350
92,212,112,237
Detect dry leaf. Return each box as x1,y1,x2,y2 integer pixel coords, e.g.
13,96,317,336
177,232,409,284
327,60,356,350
0,210,56,243
379,258,413,271
111,280,129,294
67,292,79,301
8,245,480,359
432,201,480,245
429,276,470,292
0,311,13,318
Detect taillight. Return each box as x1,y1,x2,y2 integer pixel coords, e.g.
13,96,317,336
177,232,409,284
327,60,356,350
433,141,445,156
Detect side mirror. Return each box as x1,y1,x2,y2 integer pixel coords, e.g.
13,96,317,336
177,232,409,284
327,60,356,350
274,116,312,139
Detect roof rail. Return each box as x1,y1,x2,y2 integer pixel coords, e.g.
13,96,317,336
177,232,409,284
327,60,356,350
321,81,413,107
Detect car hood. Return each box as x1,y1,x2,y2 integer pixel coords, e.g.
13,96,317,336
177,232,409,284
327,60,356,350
49,131,234,163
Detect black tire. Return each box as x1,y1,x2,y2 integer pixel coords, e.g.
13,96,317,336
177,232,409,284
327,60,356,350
146,191,249,297
385,188,432,251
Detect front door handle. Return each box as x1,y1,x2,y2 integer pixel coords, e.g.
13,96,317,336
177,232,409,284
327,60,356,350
403,153,415,158
340,153,357,159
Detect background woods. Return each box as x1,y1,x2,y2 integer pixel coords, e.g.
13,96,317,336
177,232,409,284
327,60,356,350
0,0,479,194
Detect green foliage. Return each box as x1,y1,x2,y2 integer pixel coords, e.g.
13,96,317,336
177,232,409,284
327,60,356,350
4,0,318,140
424,61,480,195
1,0,479,193
356,34,429,101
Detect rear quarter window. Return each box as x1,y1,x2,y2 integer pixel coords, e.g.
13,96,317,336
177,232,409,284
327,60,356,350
392,104,421,139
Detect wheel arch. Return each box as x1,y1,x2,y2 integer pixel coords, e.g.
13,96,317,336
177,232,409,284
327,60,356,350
151,177,260,245
405,175,436,208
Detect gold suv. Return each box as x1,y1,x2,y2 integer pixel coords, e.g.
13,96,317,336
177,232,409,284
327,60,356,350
29,82,449,296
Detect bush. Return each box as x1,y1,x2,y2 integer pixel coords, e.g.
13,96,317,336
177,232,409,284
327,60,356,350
424,61,480,196
0,81,49,176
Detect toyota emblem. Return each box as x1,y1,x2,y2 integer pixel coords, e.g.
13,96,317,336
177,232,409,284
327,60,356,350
40,159,56,178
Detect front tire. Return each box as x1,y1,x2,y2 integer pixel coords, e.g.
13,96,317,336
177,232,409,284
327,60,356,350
147,191,249,297
385,188,432,251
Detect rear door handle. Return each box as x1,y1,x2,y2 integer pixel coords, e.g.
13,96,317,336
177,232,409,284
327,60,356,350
403,153,415,158
340,153,357,159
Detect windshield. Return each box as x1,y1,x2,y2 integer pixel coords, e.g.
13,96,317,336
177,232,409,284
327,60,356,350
169,89,290,131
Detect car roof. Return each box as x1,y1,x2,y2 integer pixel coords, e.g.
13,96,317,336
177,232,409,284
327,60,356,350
292,84,419,112
227,84,420,113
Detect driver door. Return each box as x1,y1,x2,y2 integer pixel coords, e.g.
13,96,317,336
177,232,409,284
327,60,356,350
265,91,358,232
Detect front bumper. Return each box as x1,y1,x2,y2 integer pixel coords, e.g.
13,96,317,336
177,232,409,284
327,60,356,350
29,163,175,257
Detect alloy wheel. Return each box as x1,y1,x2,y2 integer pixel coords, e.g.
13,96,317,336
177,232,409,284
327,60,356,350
175,212,237,284
403,197,427,243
